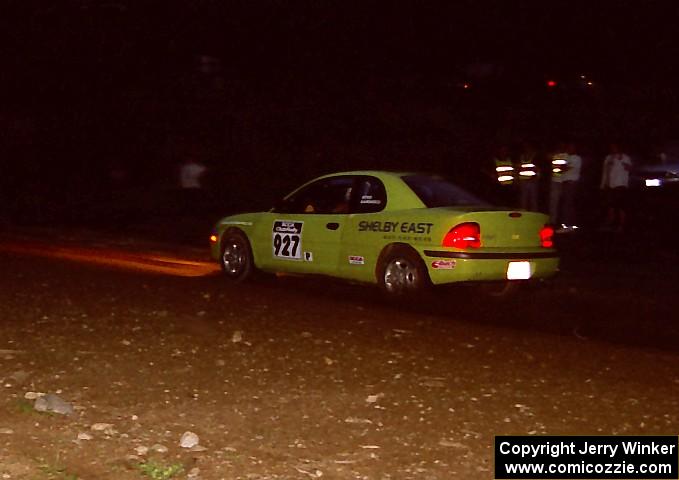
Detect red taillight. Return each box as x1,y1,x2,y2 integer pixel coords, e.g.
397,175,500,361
442,222,481,249
540,225,554,248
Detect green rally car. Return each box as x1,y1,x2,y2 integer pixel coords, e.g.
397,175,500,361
210,171,558,295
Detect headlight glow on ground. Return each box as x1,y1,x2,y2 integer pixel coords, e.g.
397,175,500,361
0,241,220,277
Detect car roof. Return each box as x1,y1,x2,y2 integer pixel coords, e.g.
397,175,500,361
316,170,414,179
637,162,679,172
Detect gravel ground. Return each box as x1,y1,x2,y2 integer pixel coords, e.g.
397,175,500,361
1,230,678,479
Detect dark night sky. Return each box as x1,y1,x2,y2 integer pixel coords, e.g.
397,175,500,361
4,0,679,96
3,0,679,218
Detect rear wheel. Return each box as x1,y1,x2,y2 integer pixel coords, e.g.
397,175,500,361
220,230,255,282
377,247,429,297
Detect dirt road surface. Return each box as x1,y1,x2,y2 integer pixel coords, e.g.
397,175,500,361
0,230,678,479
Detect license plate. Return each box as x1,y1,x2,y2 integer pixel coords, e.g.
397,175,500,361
506,261,532,280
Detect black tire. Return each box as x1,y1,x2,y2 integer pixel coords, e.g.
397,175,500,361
219,229,255,282
377,246,430,297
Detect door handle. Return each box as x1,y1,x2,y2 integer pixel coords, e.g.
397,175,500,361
326,222,340,230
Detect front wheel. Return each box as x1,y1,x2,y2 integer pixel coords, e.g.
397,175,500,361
220,230,255,282
377,247,429,297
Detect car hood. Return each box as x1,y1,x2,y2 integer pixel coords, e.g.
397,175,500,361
635,163,679,174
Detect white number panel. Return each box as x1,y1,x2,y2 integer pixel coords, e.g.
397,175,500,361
272,220,303,260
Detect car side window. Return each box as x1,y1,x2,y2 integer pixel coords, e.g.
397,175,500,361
351,176,387,213
274,177,355,214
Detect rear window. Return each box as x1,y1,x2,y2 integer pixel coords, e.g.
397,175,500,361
402,174,488,208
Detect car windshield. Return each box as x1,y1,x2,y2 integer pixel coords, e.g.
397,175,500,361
402,174,488,208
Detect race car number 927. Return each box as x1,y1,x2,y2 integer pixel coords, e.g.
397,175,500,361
272,220,303,260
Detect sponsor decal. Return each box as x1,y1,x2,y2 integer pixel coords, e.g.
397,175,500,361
360,195,381,205
273,220,302,235
358,221,433,234
272,220,303,260
348,255,365,265
358,220,399,232
304,251,313,262
383,234,432,242
432,259,456,270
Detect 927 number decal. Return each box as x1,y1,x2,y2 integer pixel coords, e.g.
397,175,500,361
273,233,300,258
272,221,303,260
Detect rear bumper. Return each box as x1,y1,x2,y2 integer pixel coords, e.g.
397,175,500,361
420,249,559,285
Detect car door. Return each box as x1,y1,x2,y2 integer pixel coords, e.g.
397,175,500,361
337,175,389,281
264,176,355,276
